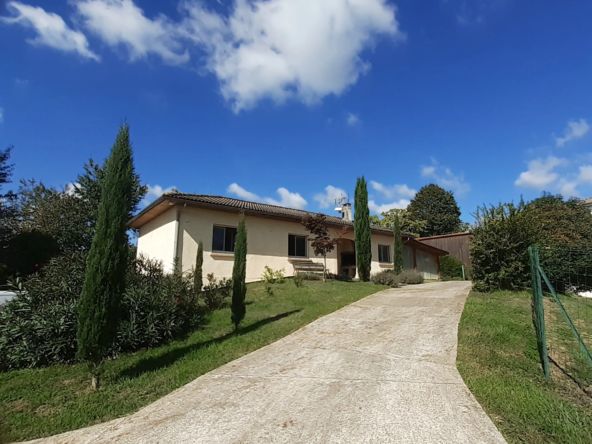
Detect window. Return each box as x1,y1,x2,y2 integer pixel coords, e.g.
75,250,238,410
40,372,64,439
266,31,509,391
212,226,237,253
288,234,307,257
378,245,391,263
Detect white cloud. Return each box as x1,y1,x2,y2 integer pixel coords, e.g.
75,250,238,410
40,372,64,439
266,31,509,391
74,0,189,65
579,165,592,184
179,0,403,112
370,181,416,199
368,199,410,214
227,183,307,209
64,182,81,196
0,108,3,124
1,1,99,60
142,184,176,206
515,156,566,189
421,159,471,196
314,185,348,209
346,113,360,126
555,119,590,147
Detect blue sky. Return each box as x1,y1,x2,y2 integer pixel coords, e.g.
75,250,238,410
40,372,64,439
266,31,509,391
1,0,591,222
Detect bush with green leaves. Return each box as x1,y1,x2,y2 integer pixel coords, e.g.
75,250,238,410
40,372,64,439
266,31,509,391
399,271,424,285
371,270,400,287
297,271,321,281
293,273,305,288
201,273,231,311
261,266,285,284
440,255,464,280
0,254,204,372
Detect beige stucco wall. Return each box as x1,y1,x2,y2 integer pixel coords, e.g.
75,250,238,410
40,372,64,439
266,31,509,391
136,206,178,273
136,204,442,282
177,206,345,283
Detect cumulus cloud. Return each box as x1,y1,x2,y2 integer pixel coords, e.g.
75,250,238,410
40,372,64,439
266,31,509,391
142,184,176,206
227,183,307,209
314,185,348,209
370,181,416,199
421,159,471,196
74,0,189,65
1,1,99,60
171,0,402,111
556,119,590,147
368,199,410,214
346,113,360,126
64,182,81,196
515,156,566,189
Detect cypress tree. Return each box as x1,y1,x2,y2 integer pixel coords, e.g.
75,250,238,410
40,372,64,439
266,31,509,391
194,240,204,293
393,215,404,274
76,123,134,389
354,177,372,281
231,213,247,330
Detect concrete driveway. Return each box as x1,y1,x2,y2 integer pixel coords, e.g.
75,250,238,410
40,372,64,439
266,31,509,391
30,281,506,444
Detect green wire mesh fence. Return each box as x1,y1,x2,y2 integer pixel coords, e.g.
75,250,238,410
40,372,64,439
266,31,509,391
529,245,592,390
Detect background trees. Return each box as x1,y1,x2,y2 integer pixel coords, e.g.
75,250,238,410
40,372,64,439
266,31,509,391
354,177,372,281
407,184,463,237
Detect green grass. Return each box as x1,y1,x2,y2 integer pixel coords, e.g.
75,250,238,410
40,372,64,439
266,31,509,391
457,291,592,444
0,280,384,443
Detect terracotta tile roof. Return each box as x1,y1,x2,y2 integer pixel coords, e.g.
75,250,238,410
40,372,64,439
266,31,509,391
161,193,403,236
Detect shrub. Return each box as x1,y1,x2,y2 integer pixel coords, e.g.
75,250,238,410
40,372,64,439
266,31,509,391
261,266,285,284
371,270,400,287
201,273,231,311
298,271,321,281
470,201,537,292
440,255,464,280
0,254,204,372
293,273,305,288
399,271,424,285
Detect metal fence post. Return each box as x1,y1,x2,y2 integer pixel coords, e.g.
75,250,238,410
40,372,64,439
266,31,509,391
462,265,466,281
528,245,550,379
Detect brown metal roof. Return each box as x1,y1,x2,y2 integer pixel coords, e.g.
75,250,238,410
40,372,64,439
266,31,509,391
417,232,471,240
129,192,411,237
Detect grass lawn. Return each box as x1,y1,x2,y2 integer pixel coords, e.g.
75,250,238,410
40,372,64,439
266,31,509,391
457,290,592,444
0,280,384,443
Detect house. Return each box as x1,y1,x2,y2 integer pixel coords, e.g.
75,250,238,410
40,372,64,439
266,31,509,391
128,193,448,282
418,232,472,268
582,197,592,213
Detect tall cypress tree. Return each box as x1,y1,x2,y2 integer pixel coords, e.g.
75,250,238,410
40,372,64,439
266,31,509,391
194,240,204,293
393,215,404,274
76,123,134,389
231,213,247,330
354,177,372,281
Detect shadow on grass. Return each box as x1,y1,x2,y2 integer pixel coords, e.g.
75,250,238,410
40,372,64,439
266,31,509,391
118,310,302,381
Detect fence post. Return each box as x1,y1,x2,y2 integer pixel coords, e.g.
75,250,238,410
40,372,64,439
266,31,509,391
462,265,465,280
528,245,550,379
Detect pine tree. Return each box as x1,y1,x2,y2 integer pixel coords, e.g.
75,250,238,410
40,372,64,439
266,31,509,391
393,215,404,274
194,240,203,293
231,213,247,330
76,123,134,389
354,177,372,281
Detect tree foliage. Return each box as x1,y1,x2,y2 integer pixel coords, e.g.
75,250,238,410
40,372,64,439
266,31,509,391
76,123,135,387
393,214,404,274
369,208,428,238
469,193,592,292
407,184,462,237
0,146,17,244
301,213,343,281
231,213,247,330
194,240,204,293
354,177,372,281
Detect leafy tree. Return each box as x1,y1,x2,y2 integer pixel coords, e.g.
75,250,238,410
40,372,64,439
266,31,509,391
0,146,17,245
393,214,404,274
194,240,204,293
374,208,428,238
231,213,247,330
354,177,372,281
77,123,135,389
301,213,343,282
407,184,462,237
